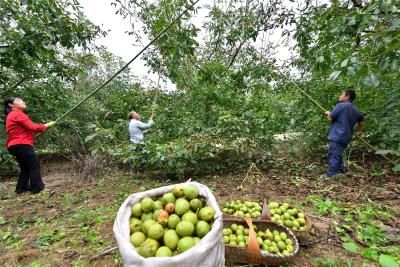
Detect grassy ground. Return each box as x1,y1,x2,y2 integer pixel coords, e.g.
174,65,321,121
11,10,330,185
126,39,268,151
0,153,399,267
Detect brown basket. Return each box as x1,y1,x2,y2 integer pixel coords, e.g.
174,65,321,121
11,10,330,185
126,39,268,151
224,218,299,266
220,198,271,222
288,214,314,243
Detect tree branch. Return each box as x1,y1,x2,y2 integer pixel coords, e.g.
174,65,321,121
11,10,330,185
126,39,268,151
227,39,246,69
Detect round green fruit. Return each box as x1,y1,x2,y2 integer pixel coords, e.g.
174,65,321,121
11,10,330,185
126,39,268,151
164,229,179,250
198,206,215,222
175,198,190,216
162,192,176,206
177,236,195,253
172,185,185,198
167,214,181,229
176,221,194,237
147,223,164,240
141,212,153,222
183,185,199,200
129,217,142,233
141,197,154,213
138,238,159,258
141,219,156,234
182,211,198,226
153,200,163,211
131,203,142,218
190,198,203,212
155,246,172,257
130,232,146,247
231,224,238,232
196,220,211,238
223,236,230,244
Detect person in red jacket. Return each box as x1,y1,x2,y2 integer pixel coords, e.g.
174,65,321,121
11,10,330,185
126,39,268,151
3,97,55,194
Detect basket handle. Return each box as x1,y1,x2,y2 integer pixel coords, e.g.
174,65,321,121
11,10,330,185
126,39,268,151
261,198,271,220
244,217,261,262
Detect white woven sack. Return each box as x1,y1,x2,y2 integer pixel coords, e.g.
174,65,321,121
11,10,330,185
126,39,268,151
113,181,225,267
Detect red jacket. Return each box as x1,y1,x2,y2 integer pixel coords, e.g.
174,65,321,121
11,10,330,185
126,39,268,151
5,109,46,149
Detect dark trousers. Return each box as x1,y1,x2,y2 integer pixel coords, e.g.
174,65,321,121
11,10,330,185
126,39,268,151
8,144,45,194
327,141,348,177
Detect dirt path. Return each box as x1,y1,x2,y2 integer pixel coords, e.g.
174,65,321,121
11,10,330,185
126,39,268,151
0,155,398,266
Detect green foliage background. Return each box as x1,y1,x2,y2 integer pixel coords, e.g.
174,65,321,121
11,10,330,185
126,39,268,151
1,0,399,177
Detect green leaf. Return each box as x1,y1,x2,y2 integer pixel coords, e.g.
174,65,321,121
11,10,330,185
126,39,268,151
316,56,324,63
0,216,6,225
329,70,341,80
347,67,355,75
379,254,399,267
362,247,378,261
342,242,358,253
364,73,379,87
376,150,400,156
341,59,349,67
393,164,400,173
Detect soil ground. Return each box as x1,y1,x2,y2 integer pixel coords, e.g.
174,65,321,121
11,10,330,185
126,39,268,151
0,152,399,267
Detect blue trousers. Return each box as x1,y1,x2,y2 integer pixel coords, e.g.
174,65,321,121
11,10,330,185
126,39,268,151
327,141,348,177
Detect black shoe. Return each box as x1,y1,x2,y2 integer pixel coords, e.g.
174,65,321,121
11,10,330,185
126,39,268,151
31,184,45,194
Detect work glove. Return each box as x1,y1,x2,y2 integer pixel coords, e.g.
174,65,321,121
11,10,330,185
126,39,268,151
44,121,56,128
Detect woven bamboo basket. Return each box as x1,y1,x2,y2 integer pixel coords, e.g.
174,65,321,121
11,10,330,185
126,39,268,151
288,214,313,243
224,218,299,266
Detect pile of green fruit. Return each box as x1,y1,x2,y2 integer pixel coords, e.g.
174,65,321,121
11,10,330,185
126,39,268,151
129,184,216,258
222,200,263,218
223,223,295,255
268,202,307,231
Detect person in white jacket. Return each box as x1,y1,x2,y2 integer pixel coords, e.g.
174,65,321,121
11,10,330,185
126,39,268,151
128,111,154,144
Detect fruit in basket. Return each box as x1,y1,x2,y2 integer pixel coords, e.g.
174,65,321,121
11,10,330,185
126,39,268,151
223,228,232,236
142,219,156,234
130,217,142,233
156,246,173,257
130,232,146,247
165,203,175,214
190,198,203,211
162,193,176,205
129,184,216,258
222,224,295,255
175,198,190,216
137,238,159,257
167,214,181,229
148,223,164,240
222,200,263,218
230,224,238,232
153,200,163,211
177,236,195,252
131,203,142,217
268,202,307,231
173,185,185,197
141,212,153,222
223,236,229,244
196,220,211,238
198,206,215,221
182,211,198,226
184,185,199,200
164,229,179,250
176,221,195,237
141,197,154,213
